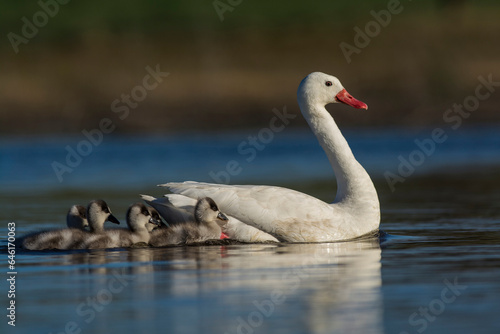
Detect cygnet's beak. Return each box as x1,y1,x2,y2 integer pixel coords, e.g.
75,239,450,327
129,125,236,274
107,214,121,225
148,217,162,226
217,212,229,221
335,89,368,110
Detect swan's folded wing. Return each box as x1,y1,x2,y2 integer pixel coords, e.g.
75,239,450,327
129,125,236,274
141,194,194,225
164,194,197,212
160,181,337,241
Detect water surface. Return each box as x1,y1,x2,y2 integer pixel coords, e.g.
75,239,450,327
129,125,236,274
1,127,499,334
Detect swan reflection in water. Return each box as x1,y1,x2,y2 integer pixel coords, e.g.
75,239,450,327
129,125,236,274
20,237,382,334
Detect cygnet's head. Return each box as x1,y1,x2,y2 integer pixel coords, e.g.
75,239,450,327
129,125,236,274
87,199,120,232
194,197,228,226
297,72,367,109
66,205,89,229
127,203,161,232
146,206,166,232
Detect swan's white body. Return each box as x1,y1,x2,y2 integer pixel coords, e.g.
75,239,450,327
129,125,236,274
157,72,380,242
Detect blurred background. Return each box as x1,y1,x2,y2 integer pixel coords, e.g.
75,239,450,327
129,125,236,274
1,0,499,134
1,0,499,194
2,4,500,334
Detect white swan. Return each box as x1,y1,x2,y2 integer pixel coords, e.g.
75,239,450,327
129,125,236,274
158,72,380,242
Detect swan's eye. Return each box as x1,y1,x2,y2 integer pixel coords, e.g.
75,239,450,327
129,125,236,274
325,81,332,87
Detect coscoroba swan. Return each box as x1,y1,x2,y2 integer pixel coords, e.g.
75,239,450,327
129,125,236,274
159,72,380,242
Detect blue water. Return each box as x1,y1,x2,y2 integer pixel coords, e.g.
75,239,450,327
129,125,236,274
1,126,500,334
1,126,499,191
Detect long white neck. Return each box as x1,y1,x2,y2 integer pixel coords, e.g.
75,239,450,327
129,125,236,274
298,100,378,206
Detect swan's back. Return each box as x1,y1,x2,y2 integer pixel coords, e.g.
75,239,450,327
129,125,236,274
162,182,346,242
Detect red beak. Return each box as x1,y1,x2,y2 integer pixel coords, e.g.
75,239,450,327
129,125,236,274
335,89,368,110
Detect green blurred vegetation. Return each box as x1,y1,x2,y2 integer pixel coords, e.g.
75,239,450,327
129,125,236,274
1,0,499,134
0,0,485,45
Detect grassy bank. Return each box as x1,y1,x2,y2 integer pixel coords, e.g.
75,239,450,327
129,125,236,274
1,0,499,134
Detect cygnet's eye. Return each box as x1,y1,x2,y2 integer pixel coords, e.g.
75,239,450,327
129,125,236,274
325,81,332,87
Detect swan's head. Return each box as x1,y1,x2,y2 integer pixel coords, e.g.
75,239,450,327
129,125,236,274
66,204,89,230
146,206,166,232
127,202,161,232
297,72,367,110
194,197,229,226
87,199,120,232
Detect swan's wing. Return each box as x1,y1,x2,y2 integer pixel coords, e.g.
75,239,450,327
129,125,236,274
155,194,278,242
140,194,193,225
160,182,339,242
165,194,197,212
223,217,279,242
